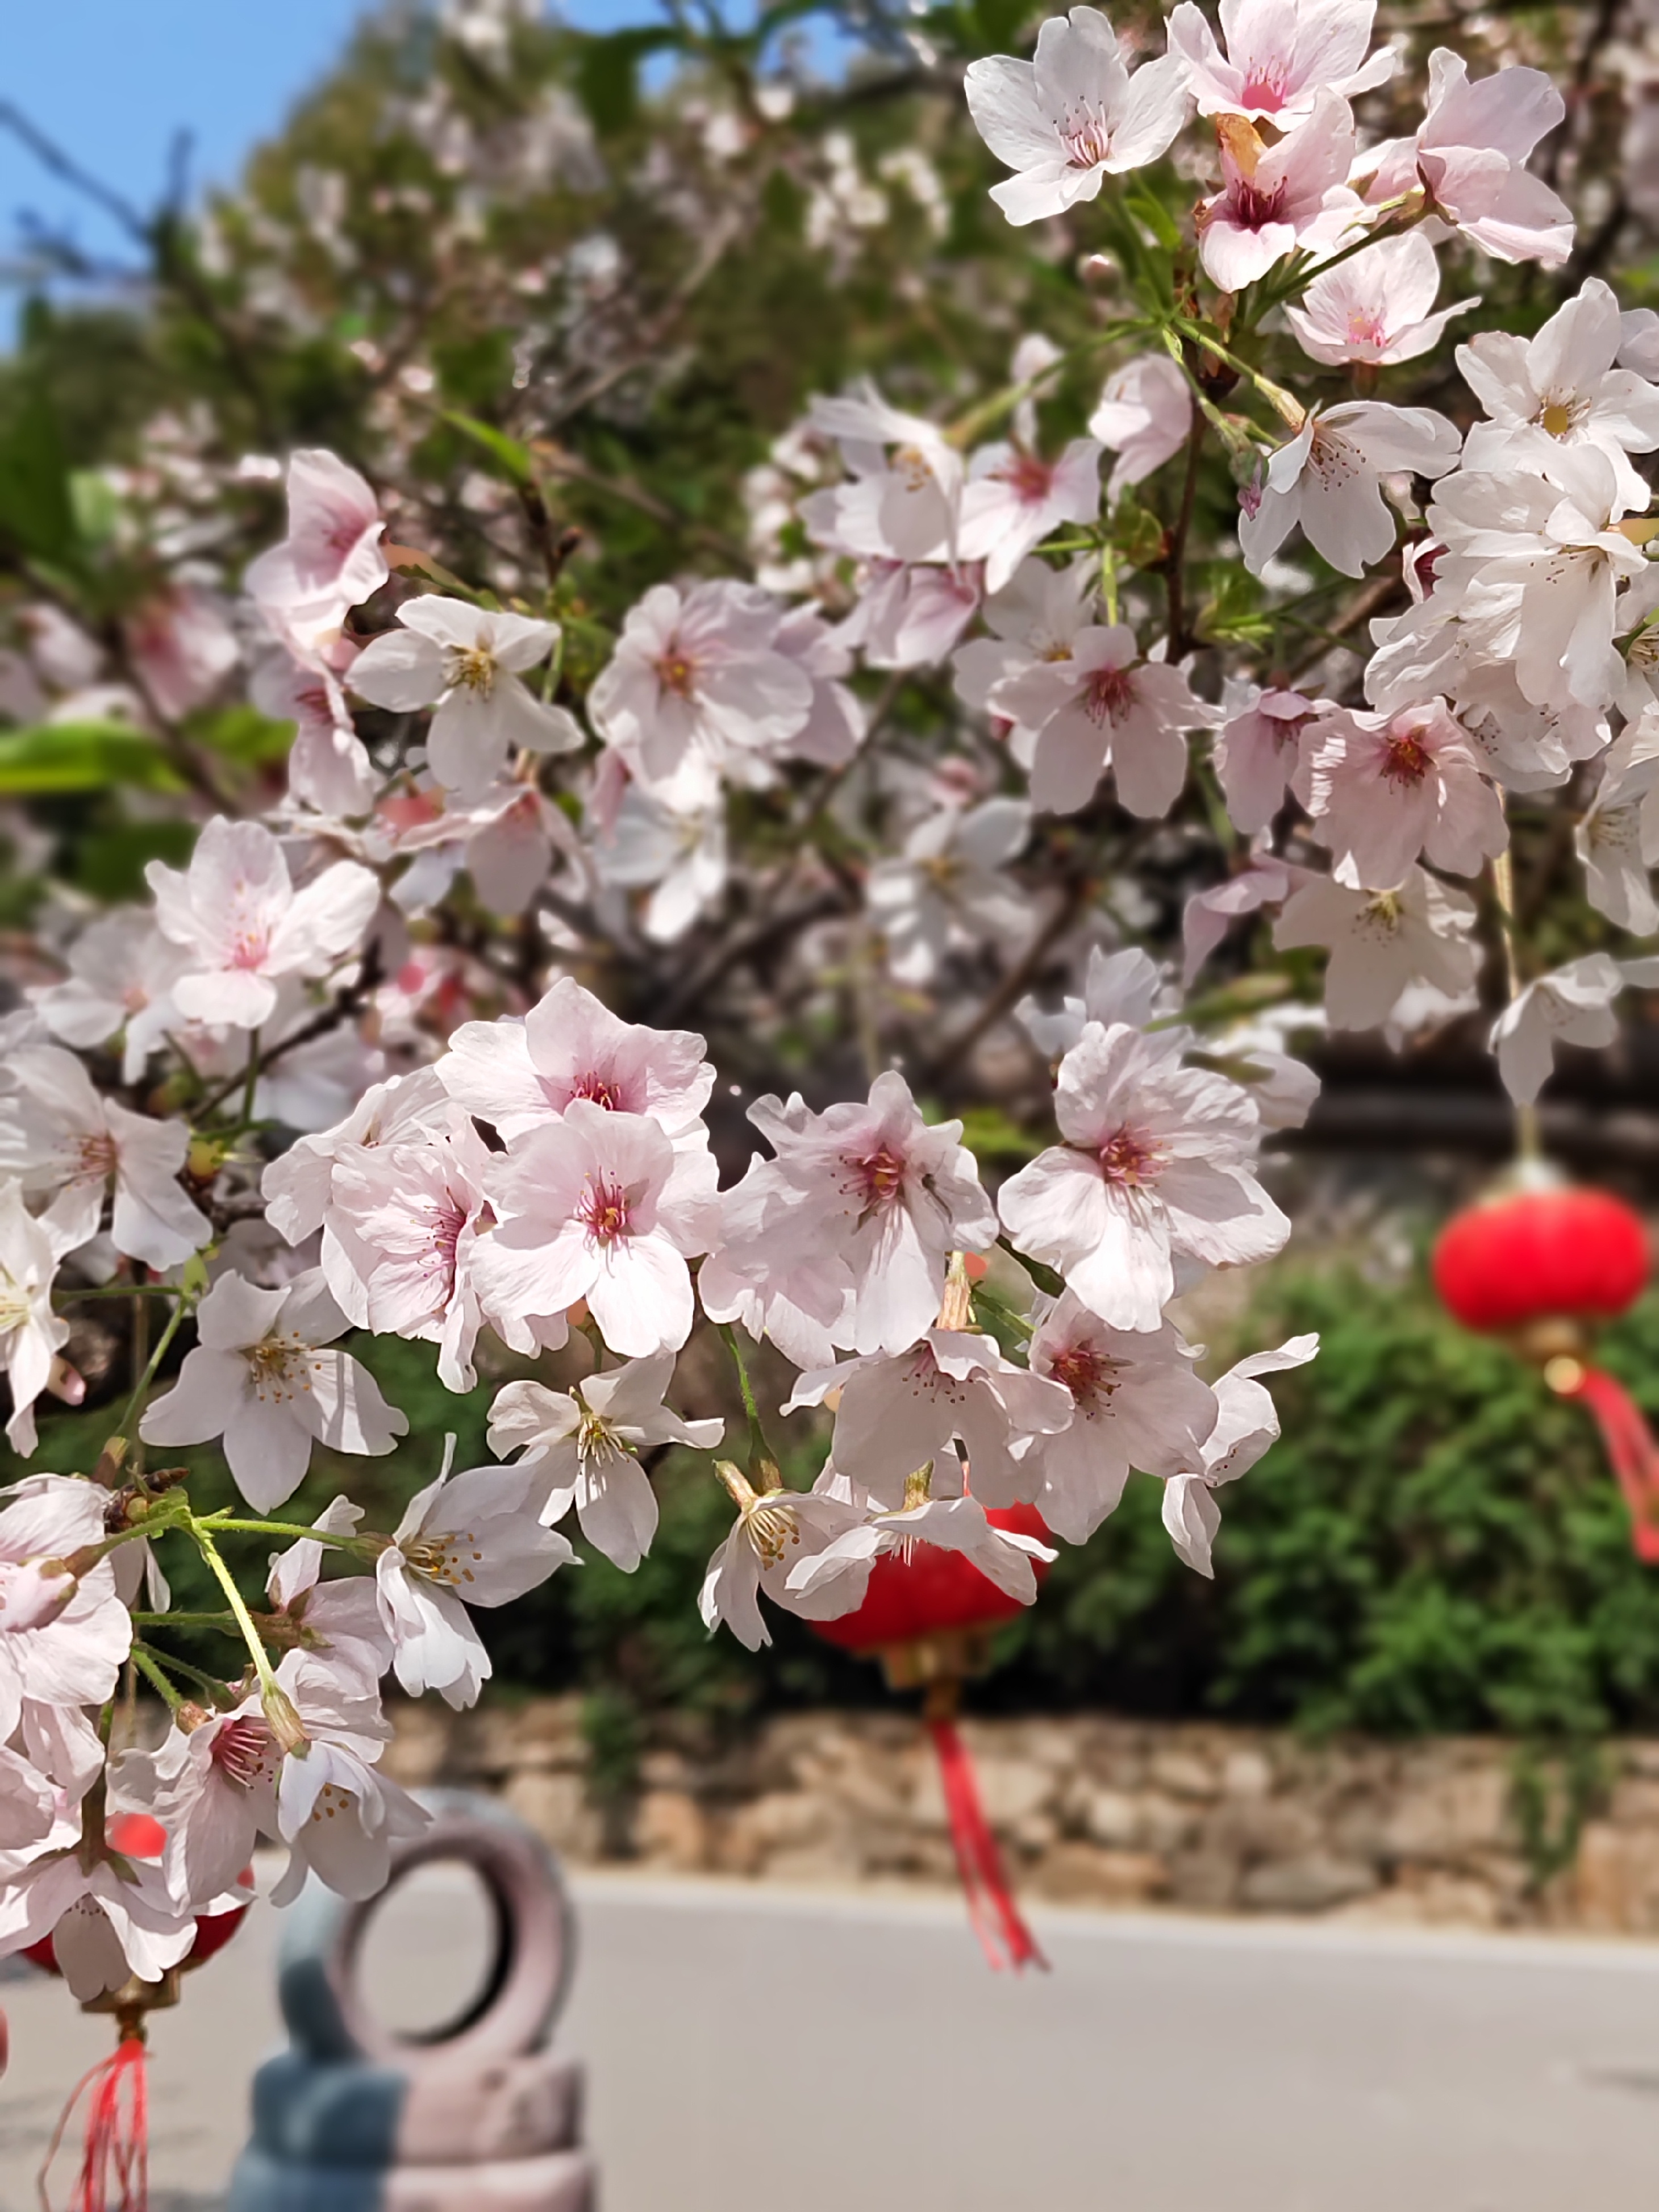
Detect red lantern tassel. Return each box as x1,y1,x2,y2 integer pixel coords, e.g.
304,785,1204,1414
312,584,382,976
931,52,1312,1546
39,2030,148,2212
926,1706,1048,1973
1558,1365,1659,1565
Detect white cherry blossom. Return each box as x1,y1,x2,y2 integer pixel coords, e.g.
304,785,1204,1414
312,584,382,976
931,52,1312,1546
788,1489,1057,1615
590,779,728,943
245,449,389,662
0,1842,195,2002
965,7,1190,227
140,1269,407,1513
30,910,192,1082
253,648,378,820
266,1648,431,1905
1018,944,1170,1059
998,1022,1289,1331
349,596,581,799
698,1469,868,1651
374,1451,574,1710
1274,867,1481,1028
488,1355,723,1572
866,795,1035,985
1491,954,1659,1105
1241,403,1462,580
0,1476,131,1739
803,384,964,565
0,1189,72,1456
1162,1336,1319,1575
147,817,381,1030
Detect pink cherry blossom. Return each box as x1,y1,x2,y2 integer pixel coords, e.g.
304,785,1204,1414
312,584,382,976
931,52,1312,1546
0,1476,130,1741
0,1839,195,2002
785,1332,1073,1511
965,6,1191,228
1303,698,1508,888
1195,93,1362,293
957,439,1102,595
438,974,714,1145
125,585,239,723
1240,402,1462,580
30,910,193,1083
587,580,812,809
1024,1296,1219,1542
0,1045,209,1271
264,1649,430,1905
1182,857,1299,986
699,1071,996,1365
245,449,390,661
841,561,983,672
1285,232,1475,368
140,1269,407,1513
1168,0,1394,122
1361,50,1573,269
770,605,867,768
788,1488,1057,1615
1212,685,1325,834
472,1101,718,1360
803,384,964,565
253,648,378,819
998,1022,1289,1331
989,624,1216,817
1086,356,1193,501
0,1189,72,1456
147,817,381,1029
1018,944,1170,1059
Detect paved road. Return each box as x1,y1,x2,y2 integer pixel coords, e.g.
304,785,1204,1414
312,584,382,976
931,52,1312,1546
7,1872,1659,2210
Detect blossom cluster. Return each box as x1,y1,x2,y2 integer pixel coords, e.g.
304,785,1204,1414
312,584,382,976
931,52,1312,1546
0,0,1647,1999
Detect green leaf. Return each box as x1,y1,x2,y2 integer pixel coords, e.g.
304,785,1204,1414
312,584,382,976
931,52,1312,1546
574,26,680,135
184,703,295,765
443,410,536,488
0,388,77,565
0,722,184,795
72,819,195,902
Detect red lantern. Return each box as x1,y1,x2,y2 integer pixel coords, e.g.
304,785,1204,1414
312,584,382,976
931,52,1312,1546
810,1502,1053,1972
1432,1177,1659,1560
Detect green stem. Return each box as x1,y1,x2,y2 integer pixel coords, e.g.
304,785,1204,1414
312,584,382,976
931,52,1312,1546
134,1643,240,1706
197,1513,365,1549
1169,319,1303,428
116,1292,190,1436
239,1025,263,1129
130,1609,241,1630
130,1645,185,1710
188,1520,278,1693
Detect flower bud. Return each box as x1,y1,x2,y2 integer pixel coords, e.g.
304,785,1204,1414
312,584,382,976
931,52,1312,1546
260,1684,311,1756
0,1557,76,1634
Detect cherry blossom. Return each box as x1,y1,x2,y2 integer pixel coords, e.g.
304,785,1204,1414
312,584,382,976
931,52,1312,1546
786,1332,1073,1511
1361,51,1573,269
1024,1296,1218,1542
1285,232,1476,369
1491,955,1659,1105
118,1697,283,1910
997,1022,1289,1331
1018,944,1170,1059
803,384,965,565
770,605,868,769
1162,1336,1319,1576
590,782,728,944
700,1072,996,1364
1212,684,1324,834
843,561,982,672
265,1649,431,1905
438,974,714,1145
698,1468,868,1651
1240,403,1462,580
1576,711,1659,931
0,1478,126,1697
865,796,1035,985
245,449,390,663
952,557,1097,731
147,817,381,1029
374,1452,574,1709
29,910,191,1083
0,1045,209,1271
0,1842,196,2002
0,1189,72,1456
957,439,1102,595
348,597,581,799
472,1101,718,1360
126,586,239,723
139,1269,407,1513
253,649,378,820
1274,867,1481,1029
1182,857,1299,985
788,1488,1057,1614
587,580,812,809
989,624,1216,817
488,1355,723,1572
1458,280,1659,513
1086,356,1193,501
1194,94,1361,293
1302,698,1507,888
1168,0,1394,122
965,6,1191,227
327,1120,496,1390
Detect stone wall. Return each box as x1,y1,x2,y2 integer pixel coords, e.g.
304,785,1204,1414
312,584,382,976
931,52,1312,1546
382,1699,1659,1934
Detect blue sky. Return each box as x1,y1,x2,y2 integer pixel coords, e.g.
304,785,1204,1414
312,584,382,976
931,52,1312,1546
0,3,662,294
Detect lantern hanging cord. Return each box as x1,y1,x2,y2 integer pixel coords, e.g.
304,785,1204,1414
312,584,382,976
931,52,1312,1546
1490,845,1541,1164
